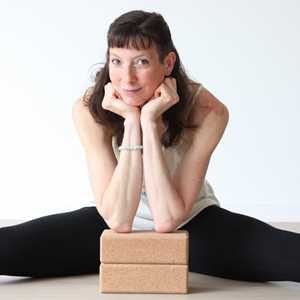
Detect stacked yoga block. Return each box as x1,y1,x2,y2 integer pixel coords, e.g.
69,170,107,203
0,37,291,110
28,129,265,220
99,229,189,294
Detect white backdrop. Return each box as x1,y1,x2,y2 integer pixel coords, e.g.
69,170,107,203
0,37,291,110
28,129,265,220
0,0,299,221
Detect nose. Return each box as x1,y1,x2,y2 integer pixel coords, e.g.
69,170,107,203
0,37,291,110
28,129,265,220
123,65,137,84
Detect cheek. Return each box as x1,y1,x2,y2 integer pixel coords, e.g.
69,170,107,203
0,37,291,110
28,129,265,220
143,71,164,88
109,69,118,82
140,73,162,98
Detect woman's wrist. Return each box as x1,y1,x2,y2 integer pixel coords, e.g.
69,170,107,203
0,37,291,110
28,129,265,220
140,115,158,130
124,112,141,126
121,112,143,151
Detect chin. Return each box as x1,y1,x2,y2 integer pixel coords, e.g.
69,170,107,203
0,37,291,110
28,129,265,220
123,99,139,107
123,97,146,107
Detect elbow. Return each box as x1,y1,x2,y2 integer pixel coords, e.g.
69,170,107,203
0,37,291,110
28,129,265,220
105,217,133,233
154,219,177,233
111,223,133,233
104,218,133,233
221,105,230,125
154,204,185,233
96,204,132,233
154,211,185,233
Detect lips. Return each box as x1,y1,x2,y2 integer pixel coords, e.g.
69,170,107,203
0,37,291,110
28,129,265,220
122,88,142,92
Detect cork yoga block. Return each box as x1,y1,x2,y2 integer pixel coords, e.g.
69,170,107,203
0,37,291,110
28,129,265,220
100,229,189,264
99,229,189,294
99,263,188,294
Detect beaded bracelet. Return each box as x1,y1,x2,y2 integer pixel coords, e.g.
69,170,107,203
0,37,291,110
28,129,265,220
118,145,143,151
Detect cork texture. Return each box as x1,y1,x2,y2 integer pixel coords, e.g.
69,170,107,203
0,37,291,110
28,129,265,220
99,263,188,294
99,229,189,294
100,229,189,264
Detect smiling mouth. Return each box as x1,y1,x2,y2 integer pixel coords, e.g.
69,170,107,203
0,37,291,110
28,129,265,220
122,88,142,93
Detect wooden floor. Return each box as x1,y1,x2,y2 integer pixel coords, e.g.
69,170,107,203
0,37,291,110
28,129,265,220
1,219,300,299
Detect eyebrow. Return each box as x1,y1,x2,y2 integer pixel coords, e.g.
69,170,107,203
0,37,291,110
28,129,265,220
110,52,149,59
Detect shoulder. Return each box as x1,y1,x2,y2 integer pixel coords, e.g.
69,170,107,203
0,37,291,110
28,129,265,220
72,87,93,120
72,87,114,138
184,84,229,155
187,83,229,126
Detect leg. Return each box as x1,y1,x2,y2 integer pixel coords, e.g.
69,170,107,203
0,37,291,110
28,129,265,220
181,205,300,282
0,206,109,278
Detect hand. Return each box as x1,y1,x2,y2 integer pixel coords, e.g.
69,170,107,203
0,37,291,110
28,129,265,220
102,82,140,120
140,77,179,123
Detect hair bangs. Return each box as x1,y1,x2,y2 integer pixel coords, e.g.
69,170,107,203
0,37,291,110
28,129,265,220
108,31,153,50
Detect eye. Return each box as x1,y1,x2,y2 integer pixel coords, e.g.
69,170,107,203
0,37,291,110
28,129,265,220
111,58,121,65
137,59,149,65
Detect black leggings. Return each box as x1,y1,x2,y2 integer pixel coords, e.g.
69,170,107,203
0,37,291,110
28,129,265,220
1,205,300,282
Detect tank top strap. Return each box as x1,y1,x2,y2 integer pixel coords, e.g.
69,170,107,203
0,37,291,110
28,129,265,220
184,83,204,122
191,83,204,106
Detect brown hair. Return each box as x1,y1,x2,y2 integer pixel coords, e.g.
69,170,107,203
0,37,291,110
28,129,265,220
82,10,201,148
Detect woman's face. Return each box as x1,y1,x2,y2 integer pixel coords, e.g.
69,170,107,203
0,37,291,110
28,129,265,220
108,45,175,107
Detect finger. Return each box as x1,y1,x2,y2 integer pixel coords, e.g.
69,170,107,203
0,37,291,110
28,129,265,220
163,79,179,103
164,77,176,92
168,77,177,91
163,80,176,98
172,78,177,90
154,89,161,98
114,89,122,99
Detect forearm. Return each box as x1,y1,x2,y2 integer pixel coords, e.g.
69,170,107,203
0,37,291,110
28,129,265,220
141,120,185,229
101,115,143,230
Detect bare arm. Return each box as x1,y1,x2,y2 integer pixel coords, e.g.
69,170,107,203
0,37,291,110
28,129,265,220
141,120,185,232
140,84,229,233
72,95,143,233
100,114,143,232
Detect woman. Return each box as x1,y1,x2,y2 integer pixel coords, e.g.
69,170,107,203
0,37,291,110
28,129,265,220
1,10,300,283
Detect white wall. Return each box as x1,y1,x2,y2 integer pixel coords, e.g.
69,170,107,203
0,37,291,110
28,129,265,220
0,0,299,221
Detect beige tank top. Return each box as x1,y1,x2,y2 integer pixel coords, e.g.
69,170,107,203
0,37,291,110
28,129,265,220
111,83,220,231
